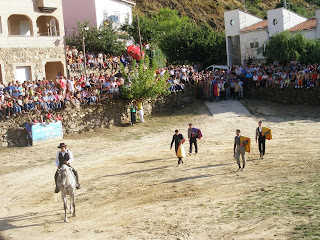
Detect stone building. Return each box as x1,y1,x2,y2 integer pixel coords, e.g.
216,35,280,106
0,0,66,84
224,8,320,66
62,0,136,35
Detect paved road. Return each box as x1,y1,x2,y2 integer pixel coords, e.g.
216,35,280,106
205,100,252,119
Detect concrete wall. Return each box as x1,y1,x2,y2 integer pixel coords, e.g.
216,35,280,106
62,0,134,35
225,9,262,66
239,30,268,64
292,29,316,39
62,0,96,35
316,10,320,38
95,0,134,29
267,8,307,37
224,10,262,37
245,87,320,105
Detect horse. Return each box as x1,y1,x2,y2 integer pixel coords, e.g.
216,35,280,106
58,164,77,222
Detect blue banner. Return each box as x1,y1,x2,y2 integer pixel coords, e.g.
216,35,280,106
31,121,63,144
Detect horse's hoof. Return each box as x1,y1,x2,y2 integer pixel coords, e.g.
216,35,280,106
73,213,76,217
64,219,68,222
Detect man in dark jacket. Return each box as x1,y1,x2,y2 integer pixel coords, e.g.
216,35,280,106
170,130,185,165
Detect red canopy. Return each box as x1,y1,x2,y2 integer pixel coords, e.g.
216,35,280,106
127,45,145,61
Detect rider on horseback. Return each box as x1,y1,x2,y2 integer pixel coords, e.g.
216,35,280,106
54,143,81,193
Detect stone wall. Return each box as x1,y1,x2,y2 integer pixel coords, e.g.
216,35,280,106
244,87,320,105
0,47,66,84
0,89,194,147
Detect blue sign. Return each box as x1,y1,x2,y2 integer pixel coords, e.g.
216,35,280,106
32,121,63,144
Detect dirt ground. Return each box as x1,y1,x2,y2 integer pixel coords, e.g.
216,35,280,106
0,99,319,240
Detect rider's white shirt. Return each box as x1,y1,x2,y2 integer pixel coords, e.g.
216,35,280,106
55,150,74,166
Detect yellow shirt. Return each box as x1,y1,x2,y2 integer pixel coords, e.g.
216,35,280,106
137,102,143,111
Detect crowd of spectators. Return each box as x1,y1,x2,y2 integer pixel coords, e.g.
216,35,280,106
66,45,131,73
195,63,320,102
0,73,125,119
1,56,320,120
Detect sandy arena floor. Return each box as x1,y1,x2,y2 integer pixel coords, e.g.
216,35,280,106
0,99,319,240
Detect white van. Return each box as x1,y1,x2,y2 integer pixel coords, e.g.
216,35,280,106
205,65,228,72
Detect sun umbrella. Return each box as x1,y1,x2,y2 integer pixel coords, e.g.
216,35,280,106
127,45,145,61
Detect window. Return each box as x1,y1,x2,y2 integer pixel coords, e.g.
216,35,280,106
103,11,108,21
273,19,278,25
230,19,235,26
36,16,60,36
250,38,259,49
108,12,119,23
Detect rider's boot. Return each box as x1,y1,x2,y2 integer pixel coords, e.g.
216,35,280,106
73,169,81,189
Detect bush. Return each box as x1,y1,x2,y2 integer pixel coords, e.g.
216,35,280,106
261,31,320,64
120,55,170,100
122,8,226,67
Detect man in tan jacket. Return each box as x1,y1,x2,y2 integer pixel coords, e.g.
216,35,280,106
234,81,241,101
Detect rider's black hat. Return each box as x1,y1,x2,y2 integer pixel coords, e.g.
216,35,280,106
58,143,67,148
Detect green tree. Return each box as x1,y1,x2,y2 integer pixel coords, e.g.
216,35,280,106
261,31,320,64
122,8,226,66
66,21,125,55
120,55,170,100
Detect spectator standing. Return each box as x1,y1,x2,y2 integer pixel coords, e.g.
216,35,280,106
234,81,241,100
225,79,231,100
24,119,33,146
137,99,144,123
130,101,136,126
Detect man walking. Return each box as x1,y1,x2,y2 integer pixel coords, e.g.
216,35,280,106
188,123,198,155
255,121,270,159
234,129,248,170
170,130,185,166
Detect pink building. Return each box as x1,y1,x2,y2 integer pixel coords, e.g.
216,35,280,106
62,0,136,35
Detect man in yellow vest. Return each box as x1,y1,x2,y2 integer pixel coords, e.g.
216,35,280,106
137,99,144,123
234,129,248,171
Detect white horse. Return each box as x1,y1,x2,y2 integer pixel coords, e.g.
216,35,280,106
58,164,77,222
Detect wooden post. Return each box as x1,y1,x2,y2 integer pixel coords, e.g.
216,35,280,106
136,15,143,60
82,26,87,76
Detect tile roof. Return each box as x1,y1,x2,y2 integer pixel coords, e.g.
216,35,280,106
289,18,316,32
240,20,268,32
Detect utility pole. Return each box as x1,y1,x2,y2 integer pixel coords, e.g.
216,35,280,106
82,26,89,76
136,15,143,60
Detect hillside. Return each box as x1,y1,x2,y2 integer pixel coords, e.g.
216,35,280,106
133,0,317,30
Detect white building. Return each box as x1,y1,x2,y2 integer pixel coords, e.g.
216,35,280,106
224,8,320,66
62,0,136,35
0,0,66,84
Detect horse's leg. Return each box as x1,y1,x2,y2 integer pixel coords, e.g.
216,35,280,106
66,195,70,210
62,194,68,222
72,192,76,217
